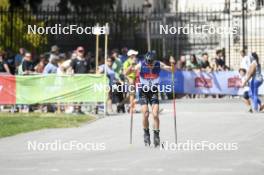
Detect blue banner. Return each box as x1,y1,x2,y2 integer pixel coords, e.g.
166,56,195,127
160,70,264,95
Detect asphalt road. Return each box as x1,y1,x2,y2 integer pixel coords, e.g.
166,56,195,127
0,98,264,175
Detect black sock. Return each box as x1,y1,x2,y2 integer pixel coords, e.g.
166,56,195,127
153,129,160,135
144,128,150,134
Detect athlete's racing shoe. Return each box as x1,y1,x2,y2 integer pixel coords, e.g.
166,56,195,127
144,128,151,146
153,130,160,147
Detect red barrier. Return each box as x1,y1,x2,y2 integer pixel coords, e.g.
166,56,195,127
0,75,16,104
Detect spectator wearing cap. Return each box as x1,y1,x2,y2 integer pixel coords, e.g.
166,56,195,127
0,51,10,74
70,46,90,74
49,45,60,62
123,49,138,81
51,45,60,55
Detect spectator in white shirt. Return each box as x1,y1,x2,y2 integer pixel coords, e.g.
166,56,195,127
240,50,251,71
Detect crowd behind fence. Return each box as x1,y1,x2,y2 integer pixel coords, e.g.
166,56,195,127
0,43,253,114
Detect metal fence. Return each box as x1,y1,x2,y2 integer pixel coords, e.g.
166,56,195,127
1,7,264,69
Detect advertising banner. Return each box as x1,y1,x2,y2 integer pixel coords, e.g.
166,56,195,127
160,70,264,95
0,74,107,104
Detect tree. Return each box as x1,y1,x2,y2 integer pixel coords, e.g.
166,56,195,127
9,0,43,12
58,0,116,13
0,0,47,53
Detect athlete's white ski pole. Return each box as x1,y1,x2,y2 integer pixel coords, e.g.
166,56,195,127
130,101,135,144
171,63,177,144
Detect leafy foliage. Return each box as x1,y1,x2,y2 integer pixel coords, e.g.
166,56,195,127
0,0,47,53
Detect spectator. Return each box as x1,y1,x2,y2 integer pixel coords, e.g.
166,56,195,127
60,53,73,74
43,55,59,74
215,49,226,71
98,56,117,114
0,51,11,74
186,54,200,70
111,49,123,80
19,52,35,75
242,52,264,112
34,54,48,73
5,49,16,74
15,48,25,72
98,48,105,65
123,49,138,113
70,46,90,74
200,53,211,71
240,49,251,71
49,45,60,62
176,55,186,70
169,56,176,66
57,54,68,75
120,47,128,63
17,52,35,112
239,68,251,112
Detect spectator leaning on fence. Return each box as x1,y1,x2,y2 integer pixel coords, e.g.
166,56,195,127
186,54,200,71
200,53,211,71
56,54,68,75
15,48,25,73
176,55,187,70
5,49,16,75
19,52,35,75
34,54,48,74
0,51,11,74
215,49,226,71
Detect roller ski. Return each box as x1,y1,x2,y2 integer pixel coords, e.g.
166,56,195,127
144,129,151,146
153,130,160,147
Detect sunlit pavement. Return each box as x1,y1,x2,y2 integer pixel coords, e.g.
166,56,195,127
0,98,264,175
